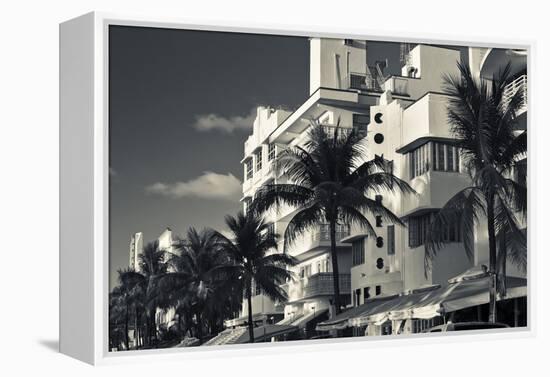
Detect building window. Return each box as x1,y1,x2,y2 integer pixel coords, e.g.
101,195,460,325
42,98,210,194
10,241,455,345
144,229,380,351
268,144,276,161
354,289,361,307
267,223,275,238
255,149,263,172
433,142,460,172
409,212,461,248
344,39,354,46
409,142,460,179
387,225,395,255
364,287,371,300
352,113,369,133
352,239,365,266
408,213,432,248
245,159,253,180
375,285,382,296
243,197,252,213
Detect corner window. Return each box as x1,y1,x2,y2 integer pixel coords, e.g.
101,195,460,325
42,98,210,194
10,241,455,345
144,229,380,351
409,142,460,179
408,213,432,248
408,212,462,248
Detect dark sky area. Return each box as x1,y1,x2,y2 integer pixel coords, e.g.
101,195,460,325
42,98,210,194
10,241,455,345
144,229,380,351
108,25,467,287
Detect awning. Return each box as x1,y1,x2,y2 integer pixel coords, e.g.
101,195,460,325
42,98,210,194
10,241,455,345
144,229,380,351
410,275,527,320
290,309,329,328
316,271,527,330
359,285,441,326
224,312,281,328
233,324,298,344
316,295,399,332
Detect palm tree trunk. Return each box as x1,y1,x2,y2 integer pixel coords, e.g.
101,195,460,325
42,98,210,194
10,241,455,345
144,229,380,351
329,221,342,315
124,303,130,350
196,310,203,345
497,230,507,297
247,284,255,343
134,306,138,350
486,192,498,323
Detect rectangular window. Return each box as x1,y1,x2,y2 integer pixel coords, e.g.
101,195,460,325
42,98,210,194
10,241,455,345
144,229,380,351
375,285,382,296
352,239,365,266
410,142,460,177
410,151,416,179
353,113,369,133
446,144,454,171
268,144,276,161
267,223,275,238
408,213,432,248
244,197,252,213
255,149,263,172
409,212,461,247
364,287,371,300
304,264,311,278
437,143,445,171
354,289,362,307
454,146,460,172
387,225,395,255
245,159,253,180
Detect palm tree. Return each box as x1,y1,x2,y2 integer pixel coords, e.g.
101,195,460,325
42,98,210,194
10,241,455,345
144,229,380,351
137,240,168,345
159,228,232,344
213,211,297,343
252,123,414,314
425,62,527,323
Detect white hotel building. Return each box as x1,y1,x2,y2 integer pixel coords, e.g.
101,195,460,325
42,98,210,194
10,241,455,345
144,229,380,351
228,38,527,339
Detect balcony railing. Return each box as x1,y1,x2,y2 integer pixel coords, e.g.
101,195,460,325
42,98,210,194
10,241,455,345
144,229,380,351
289,273,351,302
312,224,351,243
385,76,409,96
503,74,527,114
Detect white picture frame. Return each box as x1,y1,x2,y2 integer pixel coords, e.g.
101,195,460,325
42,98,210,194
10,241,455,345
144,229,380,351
59,11,534,365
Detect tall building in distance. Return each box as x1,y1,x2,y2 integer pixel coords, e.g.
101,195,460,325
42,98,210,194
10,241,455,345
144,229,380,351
129,232,143,271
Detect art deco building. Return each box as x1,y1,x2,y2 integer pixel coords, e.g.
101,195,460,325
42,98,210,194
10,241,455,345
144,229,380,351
222,39,528,342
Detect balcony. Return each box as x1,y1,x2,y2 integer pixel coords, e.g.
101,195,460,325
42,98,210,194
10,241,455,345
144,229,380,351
313,224,351,244
288,273,351,302
384,76,409,96
503,74,527,115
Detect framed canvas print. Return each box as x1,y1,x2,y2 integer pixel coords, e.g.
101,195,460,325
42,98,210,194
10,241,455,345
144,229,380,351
60,12,531,365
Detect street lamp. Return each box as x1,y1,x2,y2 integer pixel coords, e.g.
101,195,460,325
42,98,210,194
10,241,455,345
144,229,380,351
311,305,316,318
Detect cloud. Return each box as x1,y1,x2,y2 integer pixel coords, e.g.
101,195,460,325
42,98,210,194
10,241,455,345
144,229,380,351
146,171,242,201
192,110,255,133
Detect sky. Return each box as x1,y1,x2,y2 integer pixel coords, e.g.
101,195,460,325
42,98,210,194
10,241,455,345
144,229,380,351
108,25,467,287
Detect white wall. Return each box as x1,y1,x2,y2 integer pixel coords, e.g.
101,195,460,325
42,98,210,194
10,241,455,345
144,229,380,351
309,38,367,94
